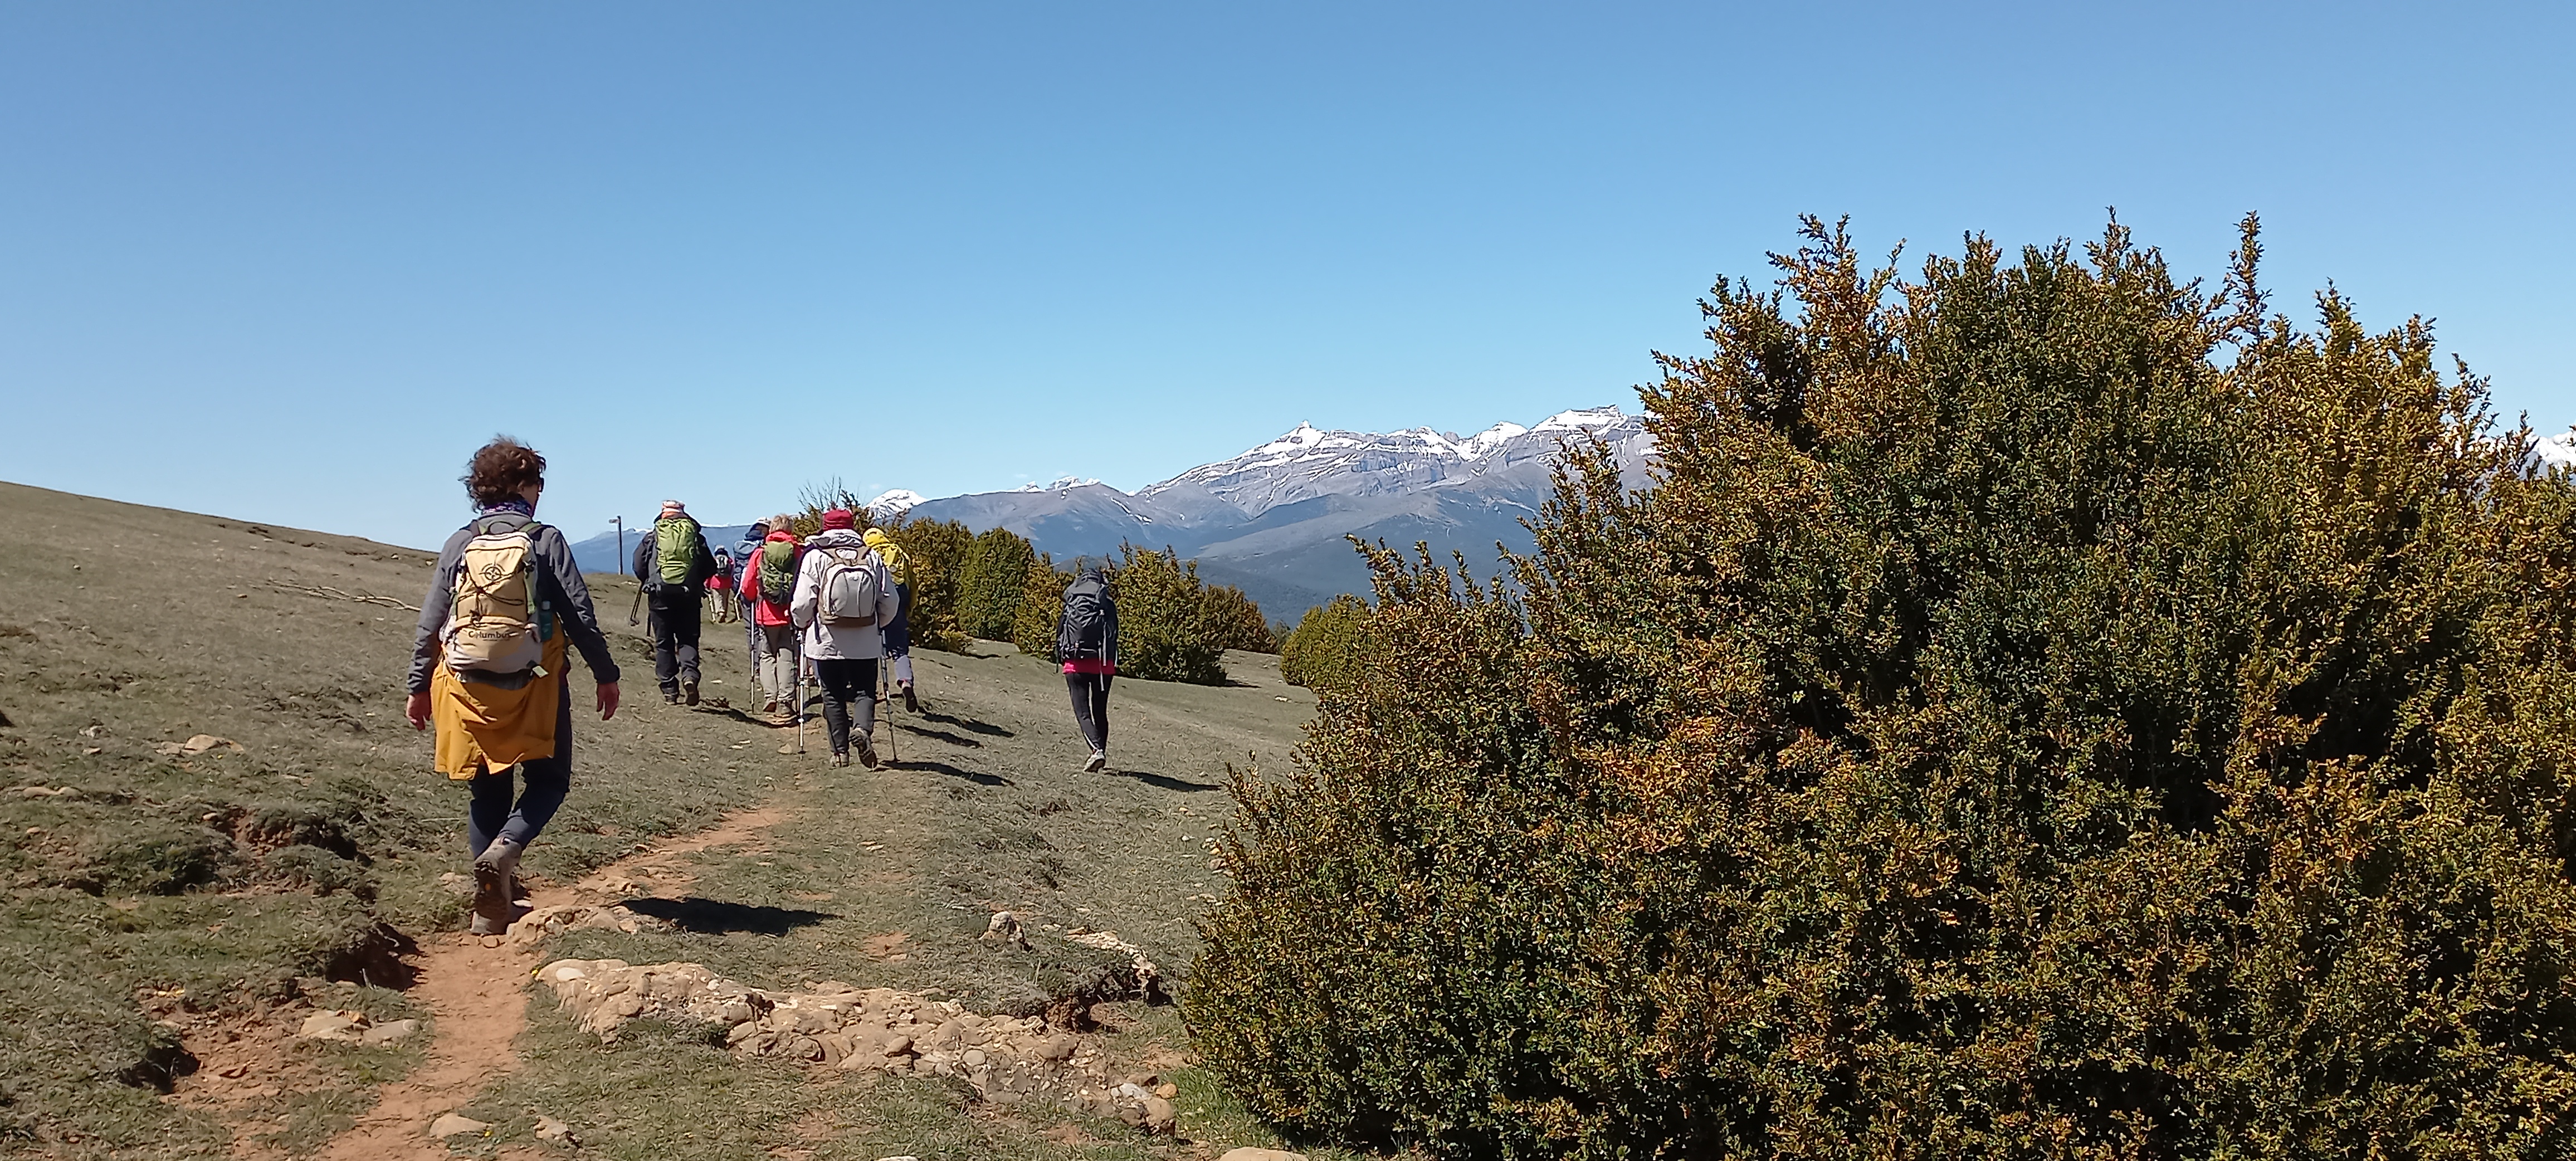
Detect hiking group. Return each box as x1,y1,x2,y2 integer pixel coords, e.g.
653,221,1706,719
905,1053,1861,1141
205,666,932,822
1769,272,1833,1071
408,436,1120,936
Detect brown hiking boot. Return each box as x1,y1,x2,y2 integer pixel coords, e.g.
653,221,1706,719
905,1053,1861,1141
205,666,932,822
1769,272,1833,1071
857,739,879,769
902,684,919,714
683,681,699,706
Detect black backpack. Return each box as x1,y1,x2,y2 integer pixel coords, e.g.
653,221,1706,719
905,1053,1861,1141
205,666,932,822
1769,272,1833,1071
1058,575,1113,661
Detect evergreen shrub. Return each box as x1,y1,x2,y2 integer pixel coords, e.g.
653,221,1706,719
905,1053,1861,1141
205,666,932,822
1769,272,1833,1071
958,528,1038,641
1204,582,1282,654
887,517,970,652
1012,553,1075,660
1185,217,2576,1159
1109,545,1232,685
1278,592,1373,691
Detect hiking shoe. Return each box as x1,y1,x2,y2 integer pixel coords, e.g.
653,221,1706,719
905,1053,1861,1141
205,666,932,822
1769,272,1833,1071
470,836,522,933
759,698,779,715
683,681,699,706
662,690,680,705
829,751,850,768
857,739,879,769
468,871,505,934
902,684,919,714
1084,750,1107,773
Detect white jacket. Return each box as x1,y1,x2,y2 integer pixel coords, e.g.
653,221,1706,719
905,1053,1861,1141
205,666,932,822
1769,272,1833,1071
790,530,899,661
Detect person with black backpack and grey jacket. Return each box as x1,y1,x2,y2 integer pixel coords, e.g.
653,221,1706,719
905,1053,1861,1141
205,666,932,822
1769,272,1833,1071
1056,564,1120,772
632,500,718,705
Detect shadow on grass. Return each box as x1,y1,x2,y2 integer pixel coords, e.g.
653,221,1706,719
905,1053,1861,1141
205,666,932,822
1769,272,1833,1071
620,896,837,936
918,711,1011,737
891,759,1012,787
897,723,984,748
1108,768,1224,793
691,705,776,726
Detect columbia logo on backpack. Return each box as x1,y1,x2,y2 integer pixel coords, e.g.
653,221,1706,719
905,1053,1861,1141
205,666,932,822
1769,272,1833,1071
442,516,554,681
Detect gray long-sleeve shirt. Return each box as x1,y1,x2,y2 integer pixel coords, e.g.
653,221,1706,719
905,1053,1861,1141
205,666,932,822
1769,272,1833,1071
408,510,621,694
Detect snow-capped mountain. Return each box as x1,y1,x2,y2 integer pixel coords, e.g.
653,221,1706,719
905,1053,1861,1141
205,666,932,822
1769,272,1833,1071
2531,431,2576,475
1138,407,1646,518
1016,475,1104,493
907,406,1656,618
866,489,926,519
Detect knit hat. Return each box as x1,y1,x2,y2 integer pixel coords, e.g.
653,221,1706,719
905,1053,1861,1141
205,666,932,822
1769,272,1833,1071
660,500,686,518
821,508,857,530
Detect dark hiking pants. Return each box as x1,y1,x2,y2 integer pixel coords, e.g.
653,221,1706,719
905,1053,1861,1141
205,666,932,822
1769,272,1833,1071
468,684,573,856
1066,672,1112,753
648,591,702,694
815,657,879,757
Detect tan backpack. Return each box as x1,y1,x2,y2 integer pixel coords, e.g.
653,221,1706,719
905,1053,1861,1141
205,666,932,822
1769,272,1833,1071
441,519,551,678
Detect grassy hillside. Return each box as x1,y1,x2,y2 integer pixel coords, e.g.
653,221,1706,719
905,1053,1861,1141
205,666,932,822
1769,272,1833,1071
0,481,1342,1160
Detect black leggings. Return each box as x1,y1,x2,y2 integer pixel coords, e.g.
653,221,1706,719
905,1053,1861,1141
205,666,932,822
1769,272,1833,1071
815,657,879,756
1066,672,1111,752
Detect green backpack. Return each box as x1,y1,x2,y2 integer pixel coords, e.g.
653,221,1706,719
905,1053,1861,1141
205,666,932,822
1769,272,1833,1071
654,517,699,586
757,539,799,604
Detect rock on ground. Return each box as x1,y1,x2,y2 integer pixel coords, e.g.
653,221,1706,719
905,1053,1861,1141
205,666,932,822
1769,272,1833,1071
537,958,1170,1125
428,1112,490,1138
295,1009,368,1042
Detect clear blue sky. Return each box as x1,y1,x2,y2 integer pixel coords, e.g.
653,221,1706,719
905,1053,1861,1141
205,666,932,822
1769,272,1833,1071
4,2,2568,550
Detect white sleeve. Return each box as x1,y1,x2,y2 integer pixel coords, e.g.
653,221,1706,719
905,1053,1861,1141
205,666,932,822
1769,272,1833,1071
791,551,820,629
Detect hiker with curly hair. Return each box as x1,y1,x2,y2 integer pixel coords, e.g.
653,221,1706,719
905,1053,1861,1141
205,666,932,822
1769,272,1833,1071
406,437,621,935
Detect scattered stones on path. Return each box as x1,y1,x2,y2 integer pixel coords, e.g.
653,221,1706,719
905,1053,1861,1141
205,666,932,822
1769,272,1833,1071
1218,1149,1309,1161
506,901,675,945
533,1115,580,1145
538,958,1173,1128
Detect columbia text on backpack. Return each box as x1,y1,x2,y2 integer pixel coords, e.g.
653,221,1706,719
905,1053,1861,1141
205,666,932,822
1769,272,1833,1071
443,519,552,677
816,547,883,628
758,539,799,605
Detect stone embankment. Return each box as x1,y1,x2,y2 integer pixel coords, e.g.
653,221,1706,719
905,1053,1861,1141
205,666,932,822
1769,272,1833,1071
538,958,1183,1132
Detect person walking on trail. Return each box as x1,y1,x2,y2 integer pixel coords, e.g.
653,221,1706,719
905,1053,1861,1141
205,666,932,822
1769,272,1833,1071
710,547,736,623
862,526,921,713
739,514,804,723
794,508,900,768
405,437,621,936
732,519,772,680
1056,564,1119,773
633,500,718,705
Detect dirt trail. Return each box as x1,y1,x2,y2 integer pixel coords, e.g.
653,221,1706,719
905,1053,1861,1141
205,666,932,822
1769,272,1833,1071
306,806,786,1160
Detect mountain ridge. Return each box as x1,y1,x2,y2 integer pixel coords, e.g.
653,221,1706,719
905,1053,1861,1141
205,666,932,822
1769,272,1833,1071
906,405,1655,618
562,406,1657,619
